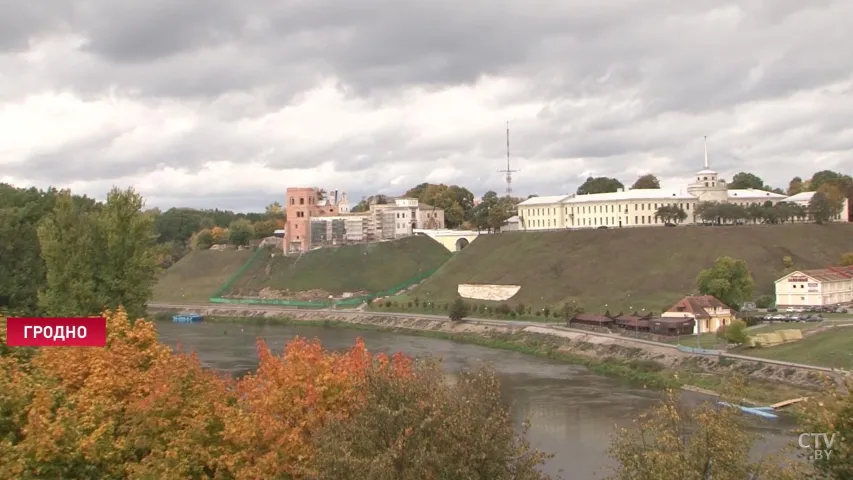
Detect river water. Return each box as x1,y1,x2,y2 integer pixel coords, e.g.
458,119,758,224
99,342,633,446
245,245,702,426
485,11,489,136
155,321,798,479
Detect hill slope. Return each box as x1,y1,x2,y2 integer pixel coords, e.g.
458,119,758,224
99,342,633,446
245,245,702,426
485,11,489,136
152,249,254,302
411,224,853,313
225,236,452,298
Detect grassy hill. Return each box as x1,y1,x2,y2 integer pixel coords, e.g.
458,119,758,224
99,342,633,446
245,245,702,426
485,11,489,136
225,236,452,297
152,249,254,303
410,223,853,313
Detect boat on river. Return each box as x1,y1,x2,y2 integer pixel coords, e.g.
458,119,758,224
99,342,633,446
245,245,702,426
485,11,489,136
718,402,778,419
172,313,204,323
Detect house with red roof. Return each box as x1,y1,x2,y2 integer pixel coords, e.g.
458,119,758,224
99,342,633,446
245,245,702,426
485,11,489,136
661,295,735,335
775,266,853,308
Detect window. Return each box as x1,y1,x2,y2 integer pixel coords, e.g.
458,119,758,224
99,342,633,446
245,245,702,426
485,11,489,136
641,216,645,224
634,216,638,223
299,198,305,205
634,204,638,211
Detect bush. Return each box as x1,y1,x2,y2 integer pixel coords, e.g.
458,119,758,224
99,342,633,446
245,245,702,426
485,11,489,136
535,310,541,317
755,295,774,309
407,302,413,309
542,307,551,317
449,298,469,322
413,297,420,307
515,303,526,315
724,319,749,345
495,303,512,316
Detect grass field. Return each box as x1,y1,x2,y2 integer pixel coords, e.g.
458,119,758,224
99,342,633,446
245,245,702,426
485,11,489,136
225,236,452,296
152,249,254,302
742,326,853,369
410,223,853,314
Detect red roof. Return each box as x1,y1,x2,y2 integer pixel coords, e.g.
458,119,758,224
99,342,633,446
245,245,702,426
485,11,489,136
797,266,853,283
666,295,732,319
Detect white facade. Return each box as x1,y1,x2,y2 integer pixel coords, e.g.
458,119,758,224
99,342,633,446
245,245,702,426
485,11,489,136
516,148,843,231
784,191,849,222
775,269,853,307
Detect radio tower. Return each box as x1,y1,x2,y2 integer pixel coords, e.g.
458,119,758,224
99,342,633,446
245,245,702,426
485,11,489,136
498,121,519,195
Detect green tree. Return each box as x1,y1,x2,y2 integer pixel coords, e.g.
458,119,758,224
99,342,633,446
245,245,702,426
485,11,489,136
728,172,767,190
448,298,469,321
193,229,214,250
37,191,106,317
723,319,749,344
608,377,806,480
577,176,624,195
696,256,755,310
787,177,805,195
809,191,840,224
840,253,853,267
631,174,660,189
228,219,254,246
37,188,159,319
313,363,552,480
653,205,687,224
95,187,160,320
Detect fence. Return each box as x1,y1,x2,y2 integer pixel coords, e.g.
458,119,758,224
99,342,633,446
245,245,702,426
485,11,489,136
208,248,441,308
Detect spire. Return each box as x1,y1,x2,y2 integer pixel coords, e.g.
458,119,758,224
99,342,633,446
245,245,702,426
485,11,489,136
703,136,709,169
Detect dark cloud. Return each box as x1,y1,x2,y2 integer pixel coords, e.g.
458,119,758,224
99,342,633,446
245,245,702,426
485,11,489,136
1,0,852,209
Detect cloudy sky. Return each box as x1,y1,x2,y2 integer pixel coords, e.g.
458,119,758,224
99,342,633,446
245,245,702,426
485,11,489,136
1,1,851,212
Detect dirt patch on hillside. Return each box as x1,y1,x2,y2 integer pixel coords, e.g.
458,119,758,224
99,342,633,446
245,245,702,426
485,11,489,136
229,287,371,301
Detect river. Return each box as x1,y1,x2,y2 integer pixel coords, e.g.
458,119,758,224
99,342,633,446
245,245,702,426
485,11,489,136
155,321,798,479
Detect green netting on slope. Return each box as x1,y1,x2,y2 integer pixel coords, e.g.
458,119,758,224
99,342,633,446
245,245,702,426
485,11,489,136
209,265,442,308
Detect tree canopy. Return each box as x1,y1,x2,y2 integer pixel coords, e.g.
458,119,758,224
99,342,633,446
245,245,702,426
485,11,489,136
696,256,755,310
631,174,660,189
577,176,625,195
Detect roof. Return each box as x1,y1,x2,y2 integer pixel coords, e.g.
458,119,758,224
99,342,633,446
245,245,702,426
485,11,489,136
518,195,571,206
570,313,614,323
727,189,787,199
614,317,650,328
784,191,815,203
696,169,717,175
650,317,695,326
563,188,696,204
504,215,521,223
666,295,733,318
781,267,853,283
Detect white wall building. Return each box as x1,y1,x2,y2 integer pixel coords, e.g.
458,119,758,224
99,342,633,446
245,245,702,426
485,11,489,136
783,191,849,222
517,140,846,231
775,268,853,308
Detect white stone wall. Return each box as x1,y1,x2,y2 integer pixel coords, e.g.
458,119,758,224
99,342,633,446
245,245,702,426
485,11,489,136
458,284,521,301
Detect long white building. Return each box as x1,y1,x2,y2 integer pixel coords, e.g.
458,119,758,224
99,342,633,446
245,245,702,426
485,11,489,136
517,143,848,230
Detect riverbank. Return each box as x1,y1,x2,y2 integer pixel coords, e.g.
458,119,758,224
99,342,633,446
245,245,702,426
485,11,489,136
150,308,826,405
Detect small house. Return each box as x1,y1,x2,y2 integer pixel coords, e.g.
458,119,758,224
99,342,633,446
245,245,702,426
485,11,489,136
648,317,695,336
662,295,734,335
613,314,650,332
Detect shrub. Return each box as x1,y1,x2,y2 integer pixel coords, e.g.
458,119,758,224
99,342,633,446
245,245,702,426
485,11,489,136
755,295,774,309
413,297,420,307
515,303,526,315
535,310,541,317
449,298,469,322
542,307,550,317
495,303,512,316
407,302,413,309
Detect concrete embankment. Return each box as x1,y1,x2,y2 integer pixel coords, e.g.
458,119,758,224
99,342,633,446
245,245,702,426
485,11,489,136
149,304,839,399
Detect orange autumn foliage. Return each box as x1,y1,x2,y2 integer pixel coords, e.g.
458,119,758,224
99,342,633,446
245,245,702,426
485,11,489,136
0,309,413,479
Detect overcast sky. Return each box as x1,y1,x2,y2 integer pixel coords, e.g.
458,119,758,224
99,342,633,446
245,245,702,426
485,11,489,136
1,1,851,212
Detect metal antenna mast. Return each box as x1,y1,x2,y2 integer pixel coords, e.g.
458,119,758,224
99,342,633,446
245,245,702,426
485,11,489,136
498,121,520,195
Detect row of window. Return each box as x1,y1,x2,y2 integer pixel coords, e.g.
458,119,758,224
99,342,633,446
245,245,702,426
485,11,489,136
523,201,694,218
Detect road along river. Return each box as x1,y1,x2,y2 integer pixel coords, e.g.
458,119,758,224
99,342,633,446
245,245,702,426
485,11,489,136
155,320,799,479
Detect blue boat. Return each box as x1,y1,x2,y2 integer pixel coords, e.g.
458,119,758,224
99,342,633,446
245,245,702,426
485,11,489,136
718,401,778,419
172,313,204,323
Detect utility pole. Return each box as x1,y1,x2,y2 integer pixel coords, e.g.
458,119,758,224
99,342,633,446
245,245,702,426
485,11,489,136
498,121,520,195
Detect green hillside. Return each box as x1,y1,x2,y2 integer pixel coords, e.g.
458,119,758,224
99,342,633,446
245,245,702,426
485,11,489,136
225,236,452,297
410,223,853,313
152,249,254,303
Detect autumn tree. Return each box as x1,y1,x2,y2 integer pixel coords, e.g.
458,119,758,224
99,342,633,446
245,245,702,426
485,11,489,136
608,377,807,480
210,226,229,244
313,362,552,479
193,228,214,249
799,378,853,479
252,219,277,239
696,256,755,310
788,176,806,195
839,253,853,267
631,174,660,189
577,176,624,195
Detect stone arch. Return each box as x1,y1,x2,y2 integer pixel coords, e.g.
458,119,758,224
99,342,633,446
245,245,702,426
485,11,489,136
455,237,470,251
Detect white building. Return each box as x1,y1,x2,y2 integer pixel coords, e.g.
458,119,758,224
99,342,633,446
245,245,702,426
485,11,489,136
775,267,853,308
783,191,849,222
517,140,846,231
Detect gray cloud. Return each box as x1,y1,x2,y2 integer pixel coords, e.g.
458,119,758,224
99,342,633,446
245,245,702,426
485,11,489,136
2,0,853,210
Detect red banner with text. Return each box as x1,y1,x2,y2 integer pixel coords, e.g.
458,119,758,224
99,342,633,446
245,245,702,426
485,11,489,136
5,317,107,347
